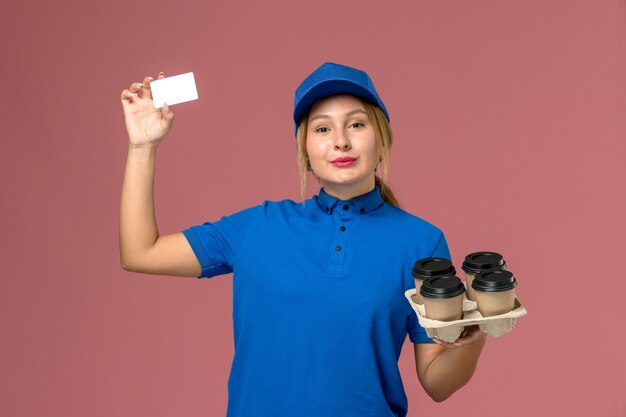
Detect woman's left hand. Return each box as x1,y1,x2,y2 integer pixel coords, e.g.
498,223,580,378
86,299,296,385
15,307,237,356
432,325,486,350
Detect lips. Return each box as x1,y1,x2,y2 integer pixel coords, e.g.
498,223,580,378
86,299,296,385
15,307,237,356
331,157,356,163
331,156,357,167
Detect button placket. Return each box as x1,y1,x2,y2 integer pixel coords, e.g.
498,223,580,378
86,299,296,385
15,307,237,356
329,203,355,276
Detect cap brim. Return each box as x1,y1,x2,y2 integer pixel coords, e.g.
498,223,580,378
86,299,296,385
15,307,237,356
293,79,381,128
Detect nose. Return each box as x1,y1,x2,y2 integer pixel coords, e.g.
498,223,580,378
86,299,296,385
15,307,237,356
333,131,352,151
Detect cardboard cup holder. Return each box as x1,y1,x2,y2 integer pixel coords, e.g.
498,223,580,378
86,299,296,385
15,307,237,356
404,287,527,343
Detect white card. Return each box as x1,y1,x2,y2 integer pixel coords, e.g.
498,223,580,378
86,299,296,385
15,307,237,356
150,72,198,108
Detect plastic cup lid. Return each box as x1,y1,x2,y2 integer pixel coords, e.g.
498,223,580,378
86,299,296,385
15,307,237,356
420,275,466,299
412,258,456,280
472,270,517,292
462,251,507,274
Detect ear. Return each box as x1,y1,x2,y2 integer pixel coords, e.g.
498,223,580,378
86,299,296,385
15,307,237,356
375,154,382,172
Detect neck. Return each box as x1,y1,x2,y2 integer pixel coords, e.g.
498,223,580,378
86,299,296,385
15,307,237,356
322,179,376,201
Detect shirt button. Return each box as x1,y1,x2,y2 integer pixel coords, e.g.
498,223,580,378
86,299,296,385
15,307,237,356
360,208,365,214
335,245,342,251
340,226,346,232
342,204,349,210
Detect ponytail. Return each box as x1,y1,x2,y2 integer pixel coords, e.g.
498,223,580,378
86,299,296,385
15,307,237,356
375,175,400,208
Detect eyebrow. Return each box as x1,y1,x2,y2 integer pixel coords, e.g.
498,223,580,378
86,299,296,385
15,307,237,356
309,109,368,123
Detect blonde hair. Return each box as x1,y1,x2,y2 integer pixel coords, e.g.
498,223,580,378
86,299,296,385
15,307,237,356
296,98,400,208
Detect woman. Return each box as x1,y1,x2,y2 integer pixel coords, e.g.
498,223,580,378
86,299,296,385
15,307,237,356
120,62,486,417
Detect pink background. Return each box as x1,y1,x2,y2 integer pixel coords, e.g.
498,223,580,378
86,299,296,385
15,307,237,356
1,1,624,416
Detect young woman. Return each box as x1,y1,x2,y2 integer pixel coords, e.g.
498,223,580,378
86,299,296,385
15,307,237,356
120,62,486,417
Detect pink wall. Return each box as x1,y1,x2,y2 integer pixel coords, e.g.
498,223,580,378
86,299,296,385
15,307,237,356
1,0,624,416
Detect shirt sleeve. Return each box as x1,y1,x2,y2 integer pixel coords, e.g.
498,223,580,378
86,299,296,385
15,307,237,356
408,231,452,343
181,204,261,279
408,312,434,343
430,231,451,260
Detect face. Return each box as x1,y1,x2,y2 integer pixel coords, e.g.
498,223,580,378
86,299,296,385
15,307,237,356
306,94,379,199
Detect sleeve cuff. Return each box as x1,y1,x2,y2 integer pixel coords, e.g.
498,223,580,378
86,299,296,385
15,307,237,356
411,331,435,344
182,227,232,278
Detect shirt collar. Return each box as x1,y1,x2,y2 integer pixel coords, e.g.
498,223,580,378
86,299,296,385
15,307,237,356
315,186,384,215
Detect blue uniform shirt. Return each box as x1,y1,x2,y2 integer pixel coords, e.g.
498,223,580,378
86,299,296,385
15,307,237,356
182,186,451,417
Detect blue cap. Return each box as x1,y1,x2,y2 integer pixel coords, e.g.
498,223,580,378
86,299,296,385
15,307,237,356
293,62,390,136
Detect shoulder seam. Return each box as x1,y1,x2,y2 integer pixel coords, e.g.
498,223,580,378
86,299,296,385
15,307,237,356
429,231,445,258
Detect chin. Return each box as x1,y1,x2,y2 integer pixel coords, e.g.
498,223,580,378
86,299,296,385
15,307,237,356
327,175,361,185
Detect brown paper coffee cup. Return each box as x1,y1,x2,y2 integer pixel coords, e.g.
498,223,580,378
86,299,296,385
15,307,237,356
465,272,477,301
413,278,425,304
423,293,464,321
472,270,517,317
462,252,507,302
420,275,466,321
474,288,516,317
412,258,456,305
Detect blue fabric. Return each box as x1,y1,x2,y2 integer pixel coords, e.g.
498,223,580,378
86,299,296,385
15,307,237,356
182,186,451,417
293,62,390,135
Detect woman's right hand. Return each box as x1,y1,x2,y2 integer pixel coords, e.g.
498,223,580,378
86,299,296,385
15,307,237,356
120,72,174,148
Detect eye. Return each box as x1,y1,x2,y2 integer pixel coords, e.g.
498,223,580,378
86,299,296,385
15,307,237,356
349,122,365,129
315,126,329,133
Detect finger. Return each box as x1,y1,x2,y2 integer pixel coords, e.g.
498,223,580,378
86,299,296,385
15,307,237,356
456,329,482,345
440,340,459,348
142,76,154,99
121,89,133,103
128,82,142,92
162,102,174,123
128,81,144,98
455,331,473,343
157,71,165,80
